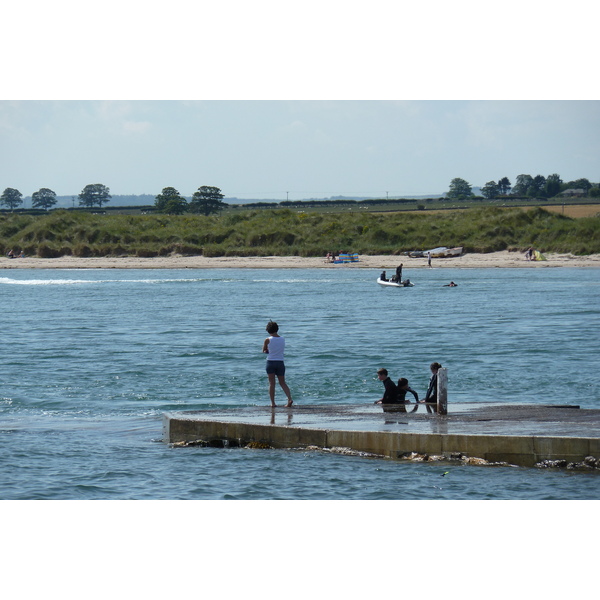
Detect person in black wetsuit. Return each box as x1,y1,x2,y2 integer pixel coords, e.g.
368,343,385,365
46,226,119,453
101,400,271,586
397,378,418,403
395,264,403,282
422,362,442,414
374,368,398,404
380,270,388,282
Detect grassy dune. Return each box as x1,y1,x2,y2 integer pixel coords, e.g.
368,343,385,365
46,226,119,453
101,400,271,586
1,206,599,258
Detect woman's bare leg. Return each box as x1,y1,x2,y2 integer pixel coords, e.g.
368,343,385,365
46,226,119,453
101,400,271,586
268,373,277,406
277,375,293,407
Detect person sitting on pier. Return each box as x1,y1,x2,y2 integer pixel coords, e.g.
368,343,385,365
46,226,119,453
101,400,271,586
421,362,442,414
397,378,419,403
374,368,399,404
396,377,420,413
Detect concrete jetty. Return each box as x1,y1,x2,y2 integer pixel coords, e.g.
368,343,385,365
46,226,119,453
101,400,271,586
163,403,600,468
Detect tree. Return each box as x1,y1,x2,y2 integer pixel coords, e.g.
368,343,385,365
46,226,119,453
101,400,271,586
154,187,188,214
79,183,111,208
568,178,592,193
589,187,600,198
446,178,473,199
189,186,226,215
512,174,533,196
529,175,546,197
543,173,562,198
481,181,499,199
497,177,511,195
0,187,23,210
31,187,57,210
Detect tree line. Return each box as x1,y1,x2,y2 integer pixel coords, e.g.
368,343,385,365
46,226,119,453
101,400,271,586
448,175,600,200
0,183,227,216
0,184,113,211
153,186,226,215
3,175,599,212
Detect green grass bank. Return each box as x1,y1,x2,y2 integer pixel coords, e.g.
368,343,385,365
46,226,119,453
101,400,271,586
1,206,599,258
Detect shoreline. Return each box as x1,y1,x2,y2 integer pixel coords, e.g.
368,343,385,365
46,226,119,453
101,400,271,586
1,251,600,270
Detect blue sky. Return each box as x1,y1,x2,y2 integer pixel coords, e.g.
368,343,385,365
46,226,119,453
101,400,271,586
2,3,598,200
2,100,598,199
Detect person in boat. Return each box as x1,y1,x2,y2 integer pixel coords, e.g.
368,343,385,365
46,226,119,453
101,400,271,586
380,270,388,282
374,368,399,404
402,278,411,286
262,320,293,408
396,264,403,281
421,362,442,414
443,281,457,287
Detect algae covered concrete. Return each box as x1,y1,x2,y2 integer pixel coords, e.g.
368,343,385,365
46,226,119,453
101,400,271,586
163,403,600,468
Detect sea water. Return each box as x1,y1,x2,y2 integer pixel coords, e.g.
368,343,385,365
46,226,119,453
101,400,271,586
1,266,599,500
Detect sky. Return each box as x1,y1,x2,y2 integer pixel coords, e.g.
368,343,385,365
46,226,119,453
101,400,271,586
2,99,599,200
3,2,599,202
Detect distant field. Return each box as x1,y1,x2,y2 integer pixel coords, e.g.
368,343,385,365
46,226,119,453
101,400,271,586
538,204,600,218
394,204,600,219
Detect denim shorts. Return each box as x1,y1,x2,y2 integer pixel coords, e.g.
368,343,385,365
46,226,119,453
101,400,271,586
266,361,285,376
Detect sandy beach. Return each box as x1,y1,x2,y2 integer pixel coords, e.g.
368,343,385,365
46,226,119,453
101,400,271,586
1,251,600,270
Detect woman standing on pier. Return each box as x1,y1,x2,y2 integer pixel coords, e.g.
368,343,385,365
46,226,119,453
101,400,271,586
262,321,293,408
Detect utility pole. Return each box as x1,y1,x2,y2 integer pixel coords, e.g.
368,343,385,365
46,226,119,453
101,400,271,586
286,191,289,201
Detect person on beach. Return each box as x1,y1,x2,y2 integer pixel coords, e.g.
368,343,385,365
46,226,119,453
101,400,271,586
374,368,399,404
525,247,533,261
262,320,293,407
427,252,432,268
421,362,442,413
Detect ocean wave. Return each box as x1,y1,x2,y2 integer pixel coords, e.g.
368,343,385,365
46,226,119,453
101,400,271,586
0,276,215,286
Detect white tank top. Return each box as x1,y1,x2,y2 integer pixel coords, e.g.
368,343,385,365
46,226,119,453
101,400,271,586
266,336,285,361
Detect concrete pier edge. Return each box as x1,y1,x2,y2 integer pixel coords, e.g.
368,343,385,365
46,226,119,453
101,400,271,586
163,407,600,469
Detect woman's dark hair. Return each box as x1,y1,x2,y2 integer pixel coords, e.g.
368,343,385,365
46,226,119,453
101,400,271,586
397,377,408,387
430,362,442,370
266,321,279,334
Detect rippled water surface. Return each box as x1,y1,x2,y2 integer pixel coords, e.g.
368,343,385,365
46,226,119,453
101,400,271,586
1,267,599,499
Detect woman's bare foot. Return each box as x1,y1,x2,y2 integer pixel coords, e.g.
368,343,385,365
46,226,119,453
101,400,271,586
285,400,293,407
